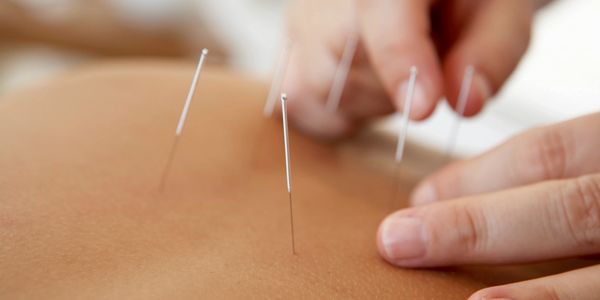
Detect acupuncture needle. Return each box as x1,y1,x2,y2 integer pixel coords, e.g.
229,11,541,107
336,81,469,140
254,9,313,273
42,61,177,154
159,48,209,191
280,93,296,255
325,32,359,113
391,66,418,209
395,66,418,163
264,40,292,117
445,65,475,158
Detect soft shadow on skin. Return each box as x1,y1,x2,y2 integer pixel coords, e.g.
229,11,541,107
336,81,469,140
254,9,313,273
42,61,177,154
453,259,600,286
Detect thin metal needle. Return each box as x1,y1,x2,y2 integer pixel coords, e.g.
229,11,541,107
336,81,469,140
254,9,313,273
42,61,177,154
159,137,180,191
445,65,475,158
391,66,418,209
159,48,209,191
264,41,292,117
176,48,209,136
325,33,358,113
280,93,296,255
395,66,418,163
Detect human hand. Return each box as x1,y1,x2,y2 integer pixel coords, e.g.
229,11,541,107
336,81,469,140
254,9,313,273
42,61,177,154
284,0,549,139
377,113,600,299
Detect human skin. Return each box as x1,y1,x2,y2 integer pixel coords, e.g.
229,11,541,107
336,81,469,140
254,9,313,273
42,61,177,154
284,0,600,298
0,60,594,299
284,0,552,138
379,113,600,299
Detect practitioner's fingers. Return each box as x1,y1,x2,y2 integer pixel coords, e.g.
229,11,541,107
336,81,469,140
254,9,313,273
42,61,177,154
283,0,359,138
378,173,600,267
284,0,392,139
357,0,444,120
443,0,534,116
283,43,356,139
470,264,600,300
411,113,600,206
284,43,392,139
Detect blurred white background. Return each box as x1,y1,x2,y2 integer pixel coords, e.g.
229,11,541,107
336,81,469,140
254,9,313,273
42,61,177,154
1,0,598,157
407,0,600,156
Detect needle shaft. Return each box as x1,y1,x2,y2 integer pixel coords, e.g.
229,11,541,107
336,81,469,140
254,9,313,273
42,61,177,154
390,67,418,209
159,136,180,191
446,65,475,158
288,192,296,255
280,93,296,254
395,66,418,163
325,33,358,113
390,161,402,210
176,49,209,136
159,49,209,191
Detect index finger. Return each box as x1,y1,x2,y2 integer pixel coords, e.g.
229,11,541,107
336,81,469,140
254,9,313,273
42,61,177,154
378,174,600,268
411,113,600,206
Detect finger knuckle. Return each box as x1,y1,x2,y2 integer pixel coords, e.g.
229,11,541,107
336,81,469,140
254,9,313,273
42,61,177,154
518,128,569,182
558,176,600,249
451,204,489,257
537,285,562,300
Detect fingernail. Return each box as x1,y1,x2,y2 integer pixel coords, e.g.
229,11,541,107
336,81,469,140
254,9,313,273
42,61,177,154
473,72,492,103
380,215,427,262
396,80,427,119
411,182,437,206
